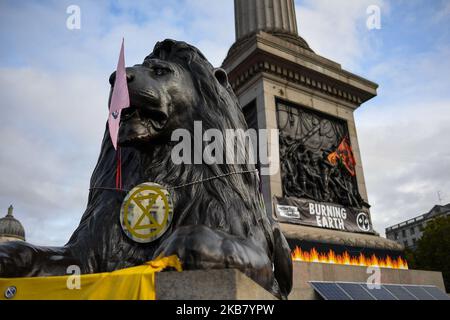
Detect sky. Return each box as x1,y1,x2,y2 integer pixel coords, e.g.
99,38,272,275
0,0,449,246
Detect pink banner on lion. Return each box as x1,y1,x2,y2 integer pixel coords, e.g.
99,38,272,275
108,38,130,150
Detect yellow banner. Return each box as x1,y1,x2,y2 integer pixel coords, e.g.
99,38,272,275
0,255,182,300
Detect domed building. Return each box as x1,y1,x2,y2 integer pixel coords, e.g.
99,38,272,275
0,205,26,242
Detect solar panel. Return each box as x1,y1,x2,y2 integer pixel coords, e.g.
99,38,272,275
309,282,449,300
362,285,397,300
337,283,375,300
310,282,351,300
385,285,418,300
403,286,435,300
422,286,450,300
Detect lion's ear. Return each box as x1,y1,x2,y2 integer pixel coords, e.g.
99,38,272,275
214,68,229,87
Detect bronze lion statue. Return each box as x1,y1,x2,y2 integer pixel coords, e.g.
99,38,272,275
0,39,292,299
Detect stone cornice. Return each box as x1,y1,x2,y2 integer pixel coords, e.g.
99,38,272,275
0,233,25,241
280,223,404,251
223,32,378,107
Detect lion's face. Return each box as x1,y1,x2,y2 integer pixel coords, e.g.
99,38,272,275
109,57,197,147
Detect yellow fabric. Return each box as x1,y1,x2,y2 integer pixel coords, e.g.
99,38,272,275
0,255,182,300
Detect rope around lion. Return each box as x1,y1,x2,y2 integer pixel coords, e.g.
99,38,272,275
89,169,259,193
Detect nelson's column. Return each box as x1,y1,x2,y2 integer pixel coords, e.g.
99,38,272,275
221,0,427,295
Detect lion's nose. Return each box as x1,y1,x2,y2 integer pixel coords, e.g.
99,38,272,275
109,69,135,85
125,69,135,83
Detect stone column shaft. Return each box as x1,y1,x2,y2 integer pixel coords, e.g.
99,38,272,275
235,0,299,40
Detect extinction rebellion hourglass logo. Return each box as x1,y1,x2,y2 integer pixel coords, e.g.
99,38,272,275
4,286,16,299
120,183,174,243
357,212,371,232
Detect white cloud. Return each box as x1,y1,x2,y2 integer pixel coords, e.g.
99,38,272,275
355,34,450,235
1,67,107,142
296,0,387,71
357,100,450,235
0,67,103,245
368,45,450,103
433,1,450,23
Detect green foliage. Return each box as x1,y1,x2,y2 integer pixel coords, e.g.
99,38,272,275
404,247,416,268
409,216,450,292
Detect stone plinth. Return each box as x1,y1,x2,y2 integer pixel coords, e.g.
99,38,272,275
290,261,447,300
155,269,277,300
154,265,445,300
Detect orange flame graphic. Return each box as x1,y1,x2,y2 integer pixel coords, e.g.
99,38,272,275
292,246,408,269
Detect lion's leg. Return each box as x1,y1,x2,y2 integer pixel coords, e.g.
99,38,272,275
0,241,79,277
153,225,275,295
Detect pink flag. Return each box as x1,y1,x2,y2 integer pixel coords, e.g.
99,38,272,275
109,38,130,150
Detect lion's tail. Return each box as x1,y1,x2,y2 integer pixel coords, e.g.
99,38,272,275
272,225,293,299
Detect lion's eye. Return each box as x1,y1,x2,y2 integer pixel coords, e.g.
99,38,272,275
153,67,169,76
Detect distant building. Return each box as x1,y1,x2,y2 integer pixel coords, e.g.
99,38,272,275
386,203,450,250
0,205,26,242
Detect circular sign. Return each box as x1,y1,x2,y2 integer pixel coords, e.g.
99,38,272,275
120,182,173,243
4,286,16,299
356,212,371,232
